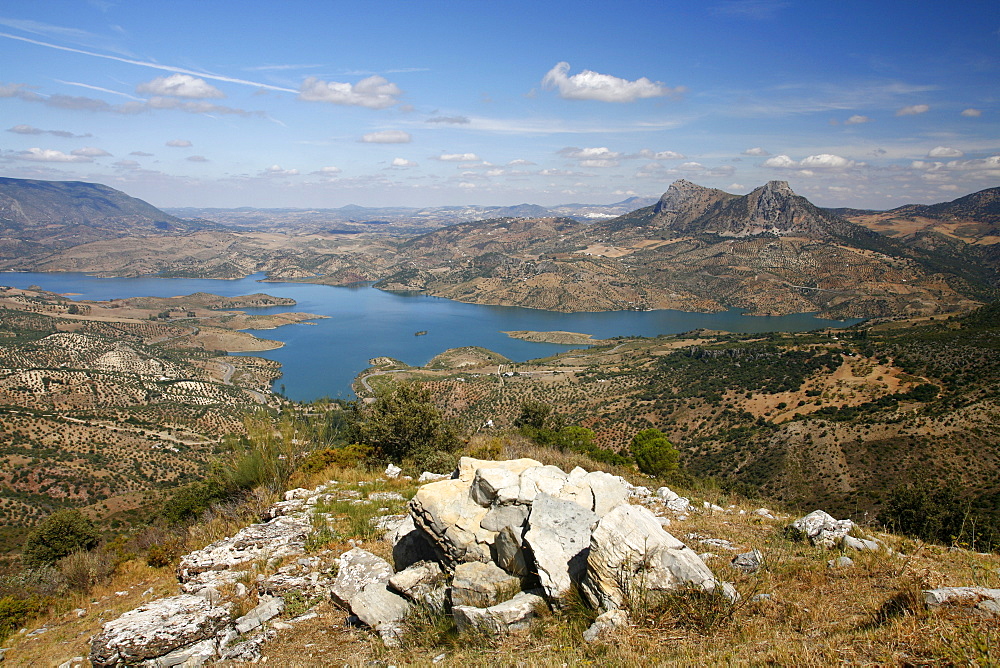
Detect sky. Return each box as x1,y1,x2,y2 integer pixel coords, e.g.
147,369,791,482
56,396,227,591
0,0,998,210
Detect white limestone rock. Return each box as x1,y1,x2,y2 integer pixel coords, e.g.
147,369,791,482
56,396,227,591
785,510,854,549
581,504,717,612
89,594,231,667
331,547,394,606
524,492,599,602
452,591,547,636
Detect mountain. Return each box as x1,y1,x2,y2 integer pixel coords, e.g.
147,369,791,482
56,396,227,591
370,180,984,317
0,177,216,261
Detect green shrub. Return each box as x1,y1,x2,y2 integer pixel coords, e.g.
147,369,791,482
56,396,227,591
21,510,99,568
630,428,679,478
348,382,460,464
58,549,116,592
298,443,374,474
0,595,48,642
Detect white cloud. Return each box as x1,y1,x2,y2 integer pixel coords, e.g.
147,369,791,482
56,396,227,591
911,156,1000,172
262,164,297,175
315,166,342,174
927,146,964,158
799,153,856,169
113,159,140,170
559,146,622,160
844,114,871,124
763,153,858,170
635,149,685,160
166,139,192,147
186,155,209,162
5,124,87,137
541,61,683,103
896,104,929,116
360,130,412,144
130,151,153,156
136,74,224,99
14,147,92,162
679,161,705,171
742,147,770,156
458,182,477,189
435,152,480,162
299,75,401,109
391,157,417,168
507,159,536,166
579,159,619,168
961,108,982,117
762,154,797,168
70,146,111,157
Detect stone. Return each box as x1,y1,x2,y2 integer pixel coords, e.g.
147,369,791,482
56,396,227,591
234,596,285,635
583,470,629,517
451,561,522,608
89,594,231,667
384,463,402,478
470,467,521,507
841,535,880,552
828,556,854,569
146,638,217,667
418,471,451,483
666,496,692,513
457,456,542,483
582,608,628,643
581,504,717,612
331,548,394,606
495,525,529,577
386,514,439,571
754,508,774,519
480,504,529,533
656,486,679,502
350,583,411,629
517,465,569,504
924,587,1000,609
524,492,599,602
409,479,495,565
785,510,854,549
452,590,547,635
731,549,764,574
177,514,312,593
388,561,448,612
57,658,85,668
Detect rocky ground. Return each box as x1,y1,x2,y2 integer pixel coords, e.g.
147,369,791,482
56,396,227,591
5,456,997,666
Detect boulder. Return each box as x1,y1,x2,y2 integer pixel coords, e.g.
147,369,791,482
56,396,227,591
785,510,854,549
387,515,440,571
841,535,880,552
470,467,521,507
583,608,628,643
457,457,542,483
480,504,529,533
451,561,522,608
731,549,764,574
495,525,529,577
234,596,285,635
524,492,599,602
924,586,1000,616
350,582,411,629
388,560,448,612
331,547,394,606
581,504,717,612
452,591,547,636
409,479,495,565
89,594,231,667
583,470,629,517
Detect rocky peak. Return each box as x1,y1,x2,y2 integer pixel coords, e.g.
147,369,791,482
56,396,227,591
653,179,707,215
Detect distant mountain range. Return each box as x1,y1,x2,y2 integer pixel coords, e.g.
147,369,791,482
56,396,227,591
0,175,997,317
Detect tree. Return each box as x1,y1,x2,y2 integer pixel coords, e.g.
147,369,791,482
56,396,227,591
21,510,99,567
514,401,552,431
630,428,679,477
348,382,459,465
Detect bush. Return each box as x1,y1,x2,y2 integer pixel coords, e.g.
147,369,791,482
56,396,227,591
160,480,227,525
348,382,460,464
630,428,679,478
298,443,374,475
21,510,99,568
58,549,116,592
0,595,49,642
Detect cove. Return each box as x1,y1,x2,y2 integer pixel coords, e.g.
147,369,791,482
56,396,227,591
1,273,862,401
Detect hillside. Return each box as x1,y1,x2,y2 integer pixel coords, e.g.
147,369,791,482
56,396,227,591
358,302,1000,524
0,286,323,548
372,181,986,317
0,178,216,261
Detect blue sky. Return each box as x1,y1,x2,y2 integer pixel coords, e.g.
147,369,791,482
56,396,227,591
1,0,997,209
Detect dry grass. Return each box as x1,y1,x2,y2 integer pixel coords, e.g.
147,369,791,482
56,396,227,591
6,451,999,667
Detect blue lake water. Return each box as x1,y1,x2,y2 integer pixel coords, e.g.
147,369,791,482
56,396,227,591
1,272,862,401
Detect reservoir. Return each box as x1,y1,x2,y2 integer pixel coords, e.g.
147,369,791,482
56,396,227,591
1,273,861,401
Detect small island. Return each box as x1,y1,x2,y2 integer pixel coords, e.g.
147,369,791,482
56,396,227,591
503,330,608,345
